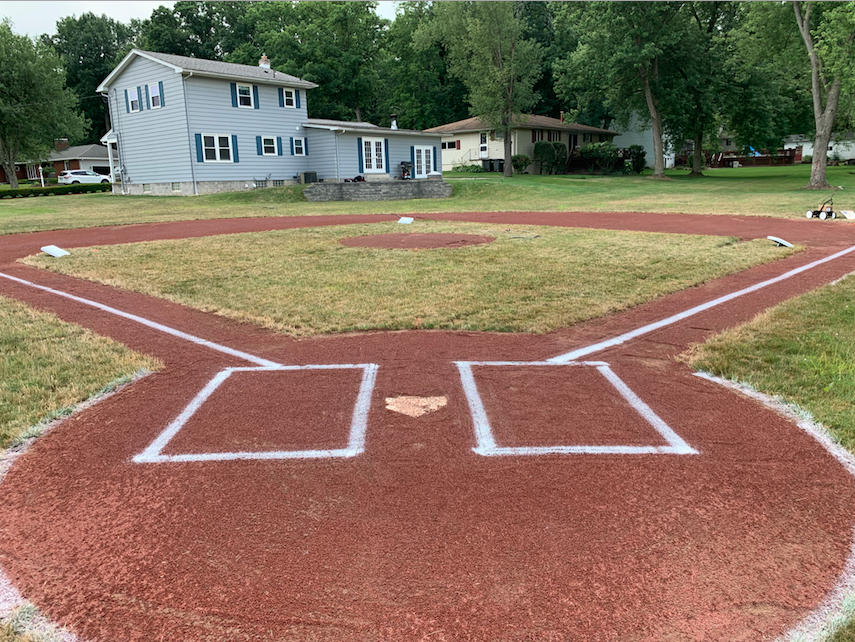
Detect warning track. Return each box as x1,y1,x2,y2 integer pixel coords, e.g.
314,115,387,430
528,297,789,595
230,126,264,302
1,212,855,641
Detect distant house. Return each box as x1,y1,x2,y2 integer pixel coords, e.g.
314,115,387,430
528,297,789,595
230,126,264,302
784,133,855,164
97,49,444,195
0,162,38,184
49,144,117,177
424,114,616,173
611,113,675,169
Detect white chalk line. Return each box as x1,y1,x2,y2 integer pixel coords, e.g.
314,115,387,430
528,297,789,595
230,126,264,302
133,364,379,463
455,360,698,457
548,243,855,363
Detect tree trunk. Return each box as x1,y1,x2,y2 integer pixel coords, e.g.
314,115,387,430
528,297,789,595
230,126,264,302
2,160,18,190
809,124,833,189
642,74,666,179
689,131,705,177
503,126,513,177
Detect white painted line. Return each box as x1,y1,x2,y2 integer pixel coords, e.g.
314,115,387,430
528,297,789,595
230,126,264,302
457,360,697,457
548,243,855,363
0,271,281,368
133,363,379,463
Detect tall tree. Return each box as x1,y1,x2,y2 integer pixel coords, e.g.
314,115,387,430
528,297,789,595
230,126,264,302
137,1,249,60
428,1,543,177
47,13,135,143
794,1,855,189
0,21,86,188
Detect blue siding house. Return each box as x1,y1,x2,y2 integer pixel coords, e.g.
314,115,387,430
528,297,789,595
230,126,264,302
97,50,443,195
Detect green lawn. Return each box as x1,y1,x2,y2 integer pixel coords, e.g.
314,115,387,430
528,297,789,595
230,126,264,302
1,164,854,235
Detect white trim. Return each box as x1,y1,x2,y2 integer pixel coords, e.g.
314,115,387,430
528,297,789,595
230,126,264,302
127,86,140,113
293,136,306,156
282,88,295,108
261,135,276,156
236,83,253,109
96,49,183,92
361,137,385,173
202,133,234,163
148,82,162,109
413,145,433,178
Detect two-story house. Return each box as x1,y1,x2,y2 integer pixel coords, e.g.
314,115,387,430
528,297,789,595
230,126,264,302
97,50,443,195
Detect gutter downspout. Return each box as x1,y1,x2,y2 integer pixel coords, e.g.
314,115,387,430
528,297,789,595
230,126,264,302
109,89,128,195
181,71,198,195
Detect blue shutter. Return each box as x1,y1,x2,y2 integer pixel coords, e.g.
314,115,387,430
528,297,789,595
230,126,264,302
144,84,150,110
159,81,165,107
290,137,295,155
277,137,283,156
195,134,203,163
433,146,437,172
253,85,260,109
384,139,389,174
137,87,143,110
256,136,263,155
357,137,363,173
295,90,301,109
124,89,130,113
230,83,238,107
303,138,308,155
410,146,415,169
232,135,239,162
278,88,284,108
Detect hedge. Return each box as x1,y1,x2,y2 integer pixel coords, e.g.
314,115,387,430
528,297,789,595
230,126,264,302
0,183,113,199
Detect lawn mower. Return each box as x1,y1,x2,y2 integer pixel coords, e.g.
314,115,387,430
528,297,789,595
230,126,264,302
806,185,844,219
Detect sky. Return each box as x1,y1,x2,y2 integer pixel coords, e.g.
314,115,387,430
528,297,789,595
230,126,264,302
0,1,400,39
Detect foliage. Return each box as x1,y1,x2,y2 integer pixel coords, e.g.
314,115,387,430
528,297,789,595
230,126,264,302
552,142,567,174
628,144,647,174
0,21,87,190
533,141,556,175
451,164,484,173
511,154,531,174
579,142,620,173
0,183,112,199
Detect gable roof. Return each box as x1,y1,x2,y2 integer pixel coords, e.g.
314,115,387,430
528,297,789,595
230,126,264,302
424,115,616,136
49,144,109,162
97,49,318,93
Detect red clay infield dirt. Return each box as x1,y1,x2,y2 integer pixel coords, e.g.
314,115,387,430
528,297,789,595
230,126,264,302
2,211,855,641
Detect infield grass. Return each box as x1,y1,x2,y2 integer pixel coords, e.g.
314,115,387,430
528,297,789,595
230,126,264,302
1,164,854,235
23,220,794,338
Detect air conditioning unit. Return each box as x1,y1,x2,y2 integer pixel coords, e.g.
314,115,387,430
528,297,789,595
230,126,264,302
300,171,317,184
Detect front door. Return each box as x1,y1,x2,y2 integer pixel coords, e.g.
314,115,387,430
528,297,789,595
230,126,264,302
479,132,488,159
414,146,433,178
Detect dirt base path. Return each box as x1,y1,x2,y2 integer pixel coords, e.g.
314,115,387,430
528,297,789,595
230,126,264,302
2,212,855,641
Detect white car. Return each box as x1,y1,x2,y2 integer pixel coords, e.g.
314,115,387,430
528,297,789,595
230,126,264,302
58,169,111,184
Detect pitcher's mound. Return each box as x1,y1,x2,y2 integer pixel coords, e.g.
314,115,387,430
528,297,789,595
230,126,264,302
340,233,495,249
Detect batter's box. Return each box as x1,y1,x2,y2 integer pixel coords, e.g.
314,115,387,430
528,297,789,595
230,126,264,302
455,360,698,456
133,364,378,463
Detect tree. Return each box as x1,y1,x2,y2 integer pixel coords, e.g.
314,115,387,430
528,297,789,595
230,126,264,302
794,1,855,189
137,1,249,60
429,2,543,177
47,13,136,144
0,21,86,189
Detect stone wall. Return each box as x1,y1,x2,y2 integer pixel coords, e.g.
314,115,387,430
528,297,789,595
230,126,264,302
304,180,452,202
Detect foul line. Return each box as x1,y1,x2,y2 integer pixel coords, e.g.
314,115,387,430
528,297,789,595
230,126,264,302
0,271,281,368
548,243,855,363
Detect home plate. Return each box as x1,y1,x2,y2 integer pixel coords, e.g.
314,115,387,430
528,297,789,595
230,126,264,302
385,395,447,417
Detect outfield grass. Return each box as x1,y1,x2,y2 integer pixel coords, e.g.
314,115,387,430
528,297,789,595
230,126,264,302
23,220,792,337
1,164,854,235
0,295,161,449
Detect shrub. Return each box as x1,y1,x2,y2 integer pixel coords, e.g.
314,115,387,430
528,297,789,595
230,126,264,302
533,140,556,174
580,142,620,173
452,164,485,173
628,145,647,174
552,142,568,174
511,154,531,174
0,182,112,199
803,154,813,163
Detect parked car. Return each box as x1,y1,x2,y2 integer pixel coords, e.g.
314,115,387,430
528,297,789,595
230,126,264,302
58,170,111,185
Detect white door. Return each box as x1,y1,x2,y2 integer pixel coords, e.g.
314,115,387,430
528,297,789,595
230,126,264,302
414,146,432,178
479,132,488,159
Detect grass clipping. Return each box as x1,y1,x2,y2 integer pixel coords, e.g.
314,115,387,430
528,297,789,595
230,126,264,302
24,221,793,338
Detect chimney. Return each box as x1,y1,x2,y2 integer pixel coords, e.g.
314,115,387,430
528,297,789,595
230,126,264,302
54,138,69,151
391,114,398,130
258,54,271,69
560,111,564,123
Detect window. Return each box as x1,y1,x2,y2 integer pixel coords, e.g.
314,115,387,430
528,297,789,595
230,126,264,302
203,134,233,162
128,87,140,112
413,146,433,178
283,89,294,107
293,137,306,156
149,83,162,109
583,133,592,143
547,130,561,142
273,179,285,187
172,182,181,192
362,138,384,172
143,184,151,193
532,129,544,142
256,179,267,188
237,84,253,108
262,136,276,155
63,161,70,170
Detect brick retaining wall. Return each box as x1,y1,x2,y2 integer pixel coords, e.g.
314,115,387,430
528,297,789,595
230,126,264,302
304,180,452,202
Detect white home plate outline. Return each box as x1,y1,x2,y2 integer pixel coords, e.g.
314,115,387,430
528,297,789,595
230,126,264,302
133,364,379,463
455,360,698,456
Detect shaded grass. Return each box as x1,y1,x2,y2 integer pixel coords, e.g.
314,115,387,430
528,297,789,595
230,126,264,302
0,295,162,448
25,220,794,338
1,164,854,235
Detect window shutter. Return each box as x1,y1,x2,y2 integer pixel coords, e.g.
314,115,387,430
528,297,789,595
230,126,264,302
232,135,239,162
433,147,437,172
278,88,284,108
277,137,283,156
303,138,308,155
194,134,203,163
290,137,295,155
558,132,561,142
456,140,461,150
357,137,363,173
124,89,130,113
144,85,150,110
253,85,260,109
295,90,301,109
230,83,238,108
384,139,389,173
532,129,536,143
137,87,143,110
256,136,263,155
410,146,415,168
159,81,165,107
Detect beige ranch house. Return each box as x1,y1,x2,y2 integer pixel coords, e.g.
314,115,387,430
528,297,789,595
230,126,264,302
425,114,616,173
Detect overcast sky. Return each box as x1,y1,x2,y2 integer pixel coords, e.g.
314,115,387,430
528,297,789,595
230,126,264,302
1,1,400,39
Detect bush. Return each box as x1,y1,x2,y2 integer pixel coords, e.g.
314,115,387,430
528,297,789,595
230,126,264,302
803,155,813,163
0,182,112,199
452,164,485,173
628,144,647,174
533,140,556,174
511,154,531,174
552,142,568,174
580,142,620,173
